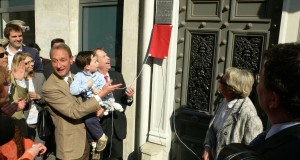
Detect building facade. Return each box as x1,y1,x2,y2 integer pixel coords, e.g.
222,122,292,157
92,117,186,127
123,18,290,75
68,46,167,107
1,0,300,159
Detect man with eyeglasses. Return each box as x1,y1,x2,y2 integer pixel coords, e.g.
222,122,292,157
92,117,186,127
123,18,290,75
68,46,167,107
4,23,43,72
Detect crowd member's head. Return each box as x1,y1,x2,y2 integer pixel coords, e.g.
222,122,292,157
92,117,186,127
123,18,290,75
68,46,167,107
219,67,254,100
257,42,300,123
93,48,111,74
75,51,98,73
0,44,8,69
4,24,23,49
26,42,41,54
6,20,28,32
11,51,26,73
50,44,73,78
51,38,65,48
23,52,35,77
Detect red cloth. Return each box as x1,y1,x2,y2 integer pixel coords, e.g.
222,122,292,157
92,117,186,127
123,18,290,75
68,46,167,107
0,138,34,160
149,24,172,59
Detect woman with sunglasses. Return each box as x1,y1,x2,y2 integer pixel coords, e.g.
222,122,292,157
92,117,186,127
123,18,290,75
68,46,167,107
202,67,263,160
0,44,8,69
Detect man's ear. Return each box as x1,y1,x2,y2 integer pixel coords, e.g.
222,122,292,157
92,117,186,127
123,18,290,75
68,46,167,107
269,91,281,109
70,56,74,64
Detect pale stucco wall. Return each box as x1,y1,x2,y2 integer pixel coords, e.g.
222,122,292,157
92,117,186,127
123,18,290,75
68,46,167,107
279,0,300,43
35,0,79,59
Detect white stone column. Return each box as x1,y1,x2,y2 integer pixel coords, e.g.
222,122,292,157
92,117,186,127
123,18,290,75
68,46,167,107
140,0,179,159
122,0,139,159
136,0,155,149
279,0,300,43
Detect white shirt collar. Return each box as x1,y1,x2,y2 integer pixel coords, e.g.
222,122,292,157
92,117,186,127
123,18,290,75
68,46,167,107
266,122,300,139
227,99,237,109
6,44,22,71
63,72,72,83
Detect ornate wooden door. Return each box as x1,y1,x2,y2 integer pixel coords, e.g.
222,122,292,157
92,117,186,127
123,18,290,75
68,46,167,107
172,0,283,159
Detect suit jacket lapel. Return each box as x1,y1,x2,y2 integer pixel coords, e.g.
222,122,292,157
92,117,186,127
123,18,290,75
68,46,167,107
51,73,81,104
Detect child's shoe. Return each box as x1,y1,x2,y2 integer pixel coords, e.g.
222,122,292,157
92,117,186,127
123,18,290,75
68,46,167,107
96,134,108,151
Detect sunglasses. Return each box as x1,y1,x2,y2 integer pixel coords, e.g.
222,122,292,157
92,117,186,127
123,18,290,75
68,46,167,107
24,60,35,65
219,75,234,89
0,51,8,58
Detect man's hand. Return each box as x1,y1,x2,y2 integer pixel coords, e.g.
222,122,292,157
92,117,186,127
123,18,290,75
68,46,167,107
125,87,135,98
98,80,122,98
96,107,105,118
86,79,93,88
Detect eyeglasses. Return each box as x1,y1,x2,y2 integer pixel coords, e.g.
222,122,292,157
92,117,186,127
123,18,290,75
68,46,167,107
24,60,35,65
0,51,8,58
219,75,234,88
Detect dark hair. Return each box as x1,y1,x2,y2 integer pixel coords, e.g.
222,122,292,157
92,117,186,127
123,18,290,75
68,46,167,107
4,24,23,39
51,38,65,47
50,43,72,59
263,42,300,118
75,51,95,70
26,42,41,52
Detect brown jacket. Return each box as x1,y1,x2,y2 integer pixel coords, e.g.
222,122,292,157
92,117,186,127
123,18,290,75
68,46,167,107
42,73,99,159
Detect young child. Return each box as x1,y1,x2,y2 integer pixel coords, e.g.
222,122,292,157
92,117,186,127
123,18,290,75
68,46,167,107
70,51,123,154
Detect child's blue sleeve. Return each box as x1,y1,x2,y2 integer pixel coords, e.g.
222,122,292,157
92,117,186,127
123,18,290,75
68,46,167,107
93,73,106,89
70,73,90,95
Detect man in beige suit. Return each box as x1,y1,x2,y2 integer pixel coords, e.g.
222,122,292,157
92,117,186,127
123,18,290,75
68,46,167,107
42,44,121,160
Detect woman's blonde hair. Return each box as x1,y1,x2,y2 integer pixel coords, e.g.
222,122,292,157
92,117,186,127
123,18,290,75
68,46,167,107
11,51,34,77
11,51,26,72
224,67,254,98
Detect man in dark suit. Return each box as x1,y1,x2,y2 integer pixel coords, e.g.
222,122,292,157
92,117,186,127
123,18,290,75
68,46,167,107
219,43,300,160
94,48,135,160
251,42,300,159
4,23,43,72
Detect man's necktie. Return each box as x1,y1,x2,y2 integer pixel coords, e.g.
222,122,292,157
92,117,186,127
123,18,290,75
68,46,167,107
67,77,72,86
104,75,109,83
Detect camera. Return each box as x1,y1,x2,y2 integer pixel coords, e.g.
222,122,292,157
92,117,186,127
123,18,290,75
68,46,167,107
21,26,30,32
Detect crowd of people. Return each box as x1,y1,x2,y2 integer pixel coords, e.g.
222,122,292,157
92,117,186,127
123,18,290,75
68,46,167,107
1,19,300,160
0,20,135,160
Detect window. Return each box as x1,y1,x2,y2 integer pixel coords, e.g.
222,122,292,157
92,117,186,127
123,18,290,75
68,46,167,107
0,0,35,44
80,0,123,71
